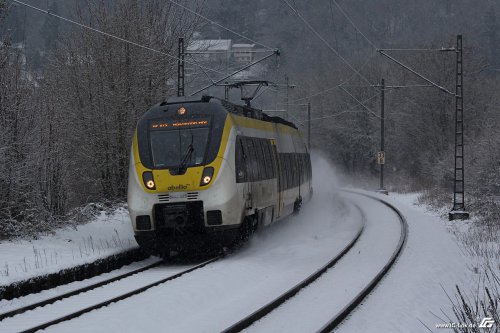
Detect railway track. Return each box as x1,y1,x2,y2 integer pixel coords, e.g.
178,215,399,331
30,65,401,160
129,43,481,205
0,258,163,322
222,190,408,333
1,191,406,333
0,256,221,333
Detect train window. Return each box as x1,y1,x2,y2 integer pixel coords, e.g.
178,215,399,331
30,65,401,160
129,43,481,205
257,140,267,179
237,136,287,183
259,140,272,180
254,139,267,180
279,154,286,190
251,138,263,181
246,138,259,181
149,127,209,169
285,154,292,189
296,154,301,186
271,145,280,189
242,138,251,181
265,140,276,178
265,141,275,179
295,154,300,187
293,154,298,187
287,154,292,188
235,136,247,183
240,138,251,181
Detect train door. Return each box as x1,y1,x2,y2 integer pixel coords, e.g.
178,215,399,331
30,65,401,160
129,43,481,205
270,139,283,218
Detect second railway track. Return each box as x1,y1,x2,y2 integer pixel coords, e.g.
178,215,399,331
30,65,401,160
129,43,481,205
0,256,221,333
0,258,163,322
222,190,408,333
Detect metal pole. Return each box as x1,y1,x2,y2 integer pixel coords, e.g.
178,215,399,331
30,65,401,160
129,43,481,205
449,35,469,220
376,79,388,195
177,37,185,97
307,101,311,149
380,78,385,190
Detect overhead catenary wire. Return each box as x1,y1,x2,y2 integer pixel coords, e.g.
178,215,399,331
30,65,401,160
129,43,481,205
167,0,276,51
378,48,456,52
330,1,456,97
287,54,377,104
341,84,434,89
302,93,379,123
11,0,227,76
340,86,380,118
378,50,454,95
187,54,216,84
280,0,385,106
189,51,278,96
285,93,379,125
270,1,382,121
186,50,273,54
251,85,273,102
281,0,373,86
331,0,378,51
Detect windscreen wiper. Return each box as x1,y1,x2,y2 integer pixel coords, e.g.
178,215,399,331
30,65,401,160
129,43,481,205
177,133,194,173
178,144,194,172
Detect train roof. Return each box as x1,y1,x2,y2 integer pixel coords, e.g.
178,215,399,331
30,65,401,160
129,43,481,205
151,95,298,130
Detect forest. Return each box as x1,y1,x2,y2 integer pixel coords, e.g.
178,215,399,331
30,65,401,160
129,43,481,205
0,0,499,238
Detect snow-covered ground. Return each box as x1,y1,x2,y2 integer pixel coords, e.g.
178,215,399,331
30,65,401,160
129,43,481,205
244,192,403,333
0,208,136,286
337,189,476,333
0,154,487,333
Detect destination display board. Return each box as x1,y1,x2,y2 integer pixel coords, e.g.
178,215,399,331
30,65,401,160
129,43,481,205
150,118,210,130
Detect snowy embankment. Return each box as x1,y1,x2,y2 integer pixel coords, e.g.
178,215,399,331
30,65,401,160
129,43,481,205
336,190,480,333
0,207,136,287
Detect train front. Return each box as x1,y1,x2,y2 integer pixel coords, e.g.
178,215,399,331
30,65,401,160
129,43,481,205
127,98,240,256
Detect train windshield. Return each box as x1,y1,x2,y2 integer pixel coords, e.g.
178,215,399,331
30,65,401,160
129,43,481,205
149,126,210,169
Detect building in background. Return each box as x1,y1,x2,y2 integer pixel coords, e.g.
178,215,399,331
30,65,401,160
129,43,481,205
185,39,264,89
232,43,255,63
187,39,232,63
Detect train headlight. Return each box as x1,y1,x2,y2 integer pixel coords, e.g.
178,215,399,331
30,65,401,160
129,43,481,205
142,171,156,190
200,167,214,186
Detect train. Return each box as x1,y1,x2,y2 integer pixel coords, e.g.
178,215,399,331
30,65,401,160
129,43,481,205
127,95,312,256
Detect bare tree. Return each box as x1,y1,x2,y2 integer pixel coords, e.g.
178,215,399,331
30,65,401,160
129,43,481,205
43,0,202,207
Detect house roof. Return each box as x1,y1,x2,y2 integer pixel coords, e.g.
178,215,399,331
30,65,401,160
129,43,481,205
232,43,255,48
187,39,232,52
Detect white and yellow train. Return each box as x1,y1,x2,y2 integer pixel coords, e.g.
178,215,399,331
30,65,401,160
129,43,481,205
127,96,312,255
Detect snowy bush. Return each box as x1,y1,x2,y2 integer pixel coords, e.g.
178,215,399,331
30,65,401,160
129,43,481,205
444,266,499,333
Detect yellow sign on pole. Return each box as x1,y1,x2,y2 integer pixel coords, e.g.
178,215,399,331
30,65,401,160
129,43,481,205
377,151,385,165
